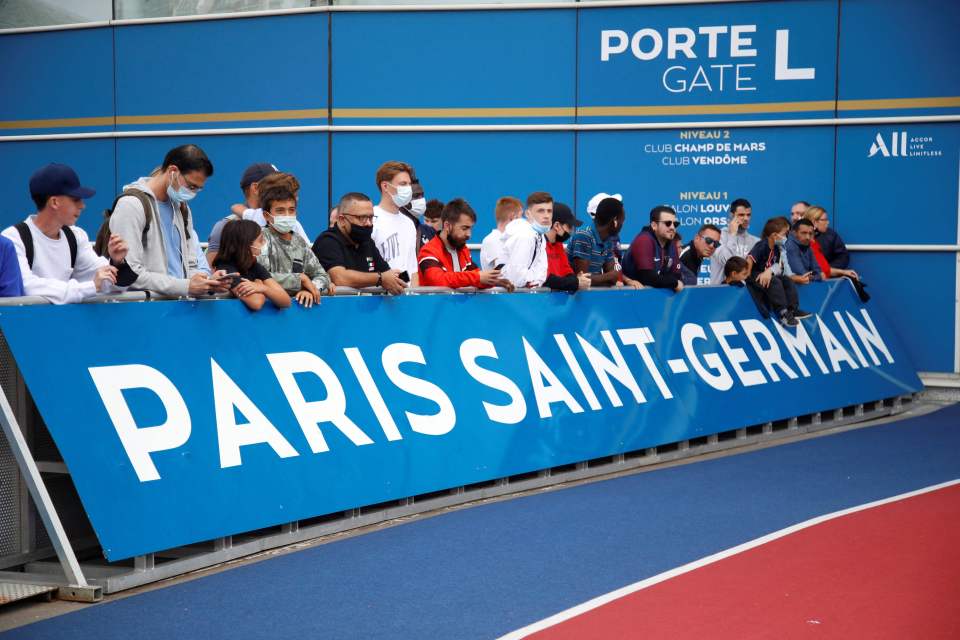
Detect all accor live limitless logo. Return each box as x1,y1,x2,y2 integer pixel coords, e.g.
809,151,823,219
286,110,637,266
868,131,943,158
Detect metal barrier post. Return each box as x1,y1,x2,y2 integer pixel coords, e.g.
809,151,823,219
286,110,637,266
0,383,101,601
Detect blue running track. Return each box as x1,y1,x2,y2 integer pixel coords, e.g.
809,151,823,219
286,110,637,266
4,404,960,640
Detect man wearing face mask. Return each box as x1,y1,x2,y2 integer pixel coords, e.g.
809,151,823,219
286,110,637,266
500,191,553,289
109,144,227,297
372,161,419,286
417,198,513,289
543,203,591,293
398,178,433,249
257,184,332,308
312,192,406,295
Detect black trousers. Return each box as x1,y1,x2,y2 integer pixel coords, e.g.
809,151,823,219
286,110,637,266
746,275,798,317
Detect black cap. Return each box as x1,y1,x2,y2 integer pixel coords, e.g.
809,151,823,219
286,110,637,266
552,202,582,228
29,163,95,200
240,162,278,189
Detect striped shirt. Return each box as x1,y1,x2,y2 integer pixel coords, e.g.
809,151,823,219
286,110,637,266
568,223,616,274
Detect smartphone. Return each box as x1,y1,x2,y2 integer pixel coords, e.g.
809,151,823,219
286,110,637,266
495,263,506,271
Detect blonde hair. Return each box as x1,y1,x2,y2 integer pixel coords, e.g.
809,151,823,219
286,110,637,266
803,206,827,223
494,196,523,224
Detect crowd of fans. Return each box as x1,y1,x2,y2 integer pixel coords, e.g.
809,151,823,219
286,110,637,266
0,144,866,326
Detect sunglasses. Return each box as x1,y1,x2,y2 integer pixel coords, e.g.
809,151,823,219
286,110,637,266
657,219,678,228
700,236,720,247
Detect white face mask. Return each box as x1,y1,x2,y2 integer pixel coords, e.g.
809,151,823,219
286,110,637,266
270,215,297,234
409,197,427,216
390,184,413,208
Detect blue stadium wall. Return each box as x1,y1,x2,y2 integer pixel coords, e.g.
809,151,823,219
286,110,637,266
0,0,957,373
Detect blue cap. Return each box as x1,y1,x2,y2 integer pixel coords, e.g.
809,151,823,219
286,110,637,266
29,163,96,200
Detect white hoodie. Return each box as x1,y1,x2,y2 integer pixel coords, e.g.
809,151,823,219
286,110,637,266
500,217,547,288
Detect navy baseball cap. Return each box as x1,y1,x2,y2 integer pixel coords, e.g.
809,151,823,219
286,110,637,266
28,163,96,200
240,162,278,189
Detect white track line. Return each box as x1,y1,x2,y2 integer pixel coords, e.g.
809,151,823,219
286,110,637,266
498,478,960,640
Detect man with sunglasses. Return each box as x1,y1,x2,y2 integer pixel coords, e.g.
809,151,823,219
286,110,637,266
110,144,227,296
679,223,722,286
622,205,684,292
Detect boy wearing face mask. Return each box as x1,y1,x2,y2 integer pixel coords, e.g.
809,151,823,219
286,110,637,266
543,203,591,293
501,191,554,289
256,185,332,308
109,144,228,297
372,161,420,286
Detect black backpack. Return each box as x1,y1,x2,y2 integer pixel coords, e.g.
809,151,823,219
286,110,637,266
93,189,191,258
15,222,76,269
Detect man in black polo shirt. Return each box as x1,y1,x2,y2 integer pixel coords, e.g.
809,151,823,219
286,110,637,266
312,192,407,295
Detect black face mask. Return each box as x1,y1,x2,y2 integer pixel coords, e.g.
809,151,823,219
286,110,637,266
555,231,571,243
348,225,373,244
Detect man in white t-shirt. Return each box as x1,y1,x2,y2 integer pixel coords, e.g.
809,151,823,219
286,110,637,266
2,163,136,304
372,160,420,285
479,196,523,271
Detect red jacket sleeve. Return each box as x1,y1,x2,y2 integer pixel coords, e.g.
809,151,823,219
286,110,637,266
420,263,482,288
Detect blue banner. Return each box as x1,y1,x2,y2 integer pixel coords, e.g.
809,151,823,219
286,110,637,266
0,282,921,560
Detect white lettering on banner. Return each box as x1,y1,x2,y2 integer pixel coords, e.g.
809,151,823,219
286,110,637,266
710,321,767,387
266,351,374,452
681,323,734,391
344,347,403,441
600,24,813,93
522,337,585,418
576,331,646,407
771,320,829,376
816,318,860,373
553,335,603,411
739,319,798,382
459,338,528,424
88,364,192,482
88,309,905,481
846,310,894,366
617,328,674,400
381,343,456,436
210,358,298,469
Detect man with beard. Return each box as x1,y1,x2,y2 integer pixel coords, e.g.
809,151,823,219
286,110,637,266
417,198,513,290
622,205,684,292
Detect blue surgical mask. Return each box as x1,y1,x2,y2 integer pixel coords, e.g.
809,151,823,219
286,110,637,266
531,221,550,235
409,197,427,217
167,172,197,204
390,184,413,208
775,236,786,247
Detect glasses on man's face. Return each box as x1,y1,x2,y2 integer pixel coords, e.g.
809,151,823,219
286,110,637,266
174,172,203,193
658,219,678,228
344,213,375,226
700,235,719,247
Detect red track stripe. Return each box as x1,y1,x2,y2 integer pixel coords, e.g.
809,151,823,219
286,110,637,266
529,484,960,640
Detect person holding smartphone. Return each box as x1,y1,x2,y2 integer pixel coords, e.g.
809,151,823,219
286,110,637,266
212,220,291,311
710,197,760,284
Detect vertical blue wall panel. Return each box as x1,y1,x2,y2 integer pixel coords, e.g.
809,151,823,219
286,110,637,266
838,0,960,116
850,252,956,373
331,10,576,124
835,124,958,245
114,14,328,128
